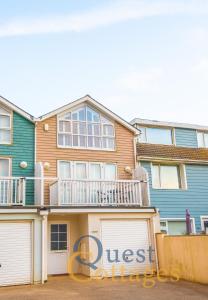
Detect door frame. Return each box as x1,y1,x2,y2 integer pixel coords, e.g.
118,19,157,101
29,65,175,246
47,221,70,275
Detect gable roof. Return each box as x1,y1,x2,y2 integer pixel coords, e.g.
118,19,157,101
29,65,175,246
38,94,139,134
0,95,34,122
131,117,208,131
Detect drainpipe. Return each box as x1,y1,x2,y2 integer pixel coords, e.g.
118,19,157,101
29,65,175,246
39,209,48,284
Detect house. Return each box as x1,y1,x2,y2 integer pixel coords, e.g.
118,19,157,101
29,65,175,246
0,95,160,286
0,96,46,286
36,95,160,279
131,117,208,235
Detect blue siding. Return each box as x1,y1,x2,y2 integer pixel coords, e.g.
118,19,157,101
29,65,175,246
141,161,208,232
0,112,35,205
175,128,198,148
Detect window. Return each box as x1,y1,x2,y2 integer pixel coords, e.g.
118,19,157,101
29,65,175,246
160,219,195,235
0,159,10,176
197,131,208,148
58,105,115,150
152,163,186,189
50,224,68,251
201,216,208,233
58,161,117,180
138,126,173,145
0,107,11,144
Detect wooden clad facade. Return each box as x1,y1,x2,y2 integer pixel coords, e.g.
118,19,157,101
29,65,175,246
36,116,136,179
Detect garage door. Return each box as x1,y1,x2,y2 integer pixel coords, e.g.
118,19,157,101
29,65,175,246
101,219,152,276
0,222,32,286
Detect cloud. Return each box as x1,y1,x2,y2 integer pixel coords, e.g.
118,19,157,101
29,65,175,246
0,0,208,37
116,68,164,92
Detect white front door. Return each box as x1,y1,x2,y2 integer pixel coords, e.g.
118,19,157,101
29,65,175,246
101,219,152,276
0,222,32,286
47,222,70,275
0,158,10,176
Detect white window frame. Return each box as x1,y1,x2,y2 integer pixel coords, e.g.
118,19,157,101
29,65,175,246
200,216,208,232
0,157,11,176
138,125,175,145
49,221,69,253
160,218,196,234
0,106,12,145
151,162,187,190
57,104,116,151
197,131,208,148
57,160,117,180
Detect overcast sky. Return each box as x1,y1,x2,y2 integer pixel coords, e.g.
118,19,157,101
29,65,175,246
1,0,208,125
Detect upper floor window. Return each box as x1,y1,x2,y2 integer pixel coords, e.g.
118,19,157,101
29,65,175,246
138,126,173,145
0,107,11,144
58,105,115,150
152,163,186,189
197,131,208,148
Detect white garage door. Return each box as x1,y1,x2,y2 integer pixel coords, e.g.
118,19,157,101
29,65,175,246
0,222,32,286
101,219,152,276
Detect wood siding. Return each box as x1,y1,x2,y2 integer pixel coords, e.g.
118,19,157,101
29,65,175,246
175,128,198,148
36,115,136,204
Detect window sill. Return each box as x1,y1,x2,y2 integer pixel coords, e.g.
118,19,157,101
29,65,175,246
57,145,116,152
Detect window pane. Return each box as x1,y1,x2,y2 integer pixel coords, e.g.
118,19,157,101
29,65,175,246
152,165,160,188
59,121,71,133
92,111,100,122
146,127,172,145
79,135,86,147
103,137,114,149
73,135,78,146
59,242,67,251
75,163,87,179
94,137,101,148
87,109,92,121
72,122,78,134
59,162,71,178
204,134,208,148
51,242,59,251
79,122,87,135
51,224,58,232
0,129,11,143
63,112,71,120
0,115,10,128
89,164,101,179
51,233,58,241
88,136,93,147
78,108,85,121
103,125,114,136
197,132,204,147
88,124,93,135
93,124,101,136
59,224,67,232
59,233,67,241
168,221,186,235
0,159,9,176
105,164,116,180
160,165,180,189
72,112,78,120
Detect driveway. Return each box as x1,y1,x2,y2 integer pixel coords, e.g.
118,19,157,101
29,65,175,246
0,276,208,300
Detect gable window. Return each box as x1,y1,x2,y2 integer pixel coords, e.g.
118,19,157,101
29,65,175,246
197,131,208,148
58,105,115,150
138,126,173,145
0,107,11,144
152,163,186,189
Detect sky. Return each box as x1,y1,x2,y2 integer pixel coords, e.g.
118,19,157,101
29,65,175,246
1,0,208,125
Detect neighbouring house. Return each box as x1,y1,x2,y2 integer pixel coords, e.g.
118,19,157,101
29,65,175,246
131,117,208,235
36,95,160,279
0,96,45,287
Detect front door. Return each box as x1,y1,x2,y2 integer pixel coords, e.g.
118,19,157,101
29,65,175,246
47,222,69,275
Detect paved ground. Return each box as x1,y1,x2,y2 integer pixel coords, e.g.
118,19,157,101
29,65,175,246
0,276,208,300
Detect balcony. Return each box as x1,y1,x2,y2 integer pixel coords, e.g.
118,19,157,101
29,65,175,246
50,179,148,207
0,177,150,207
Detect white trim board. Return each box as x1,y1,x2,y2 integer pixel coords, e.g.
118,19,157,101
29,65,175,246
138,156,208,165
131,118,208,131
0,95,34,122
38,95,139,134
49,208,156,214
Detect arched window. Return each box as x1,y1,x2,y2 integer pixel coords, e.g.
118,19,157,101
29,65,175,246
58,105,115,150
0,106,11,144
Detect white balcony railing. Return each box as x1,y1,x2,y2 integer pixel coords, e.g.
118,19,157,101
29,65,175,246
50,180,145,206
0,178,26,205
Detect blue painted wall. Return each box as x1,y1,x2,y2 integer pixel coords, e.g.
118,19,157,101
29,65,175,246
141,161,208,232
175,128,198,148
0,111,35,205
